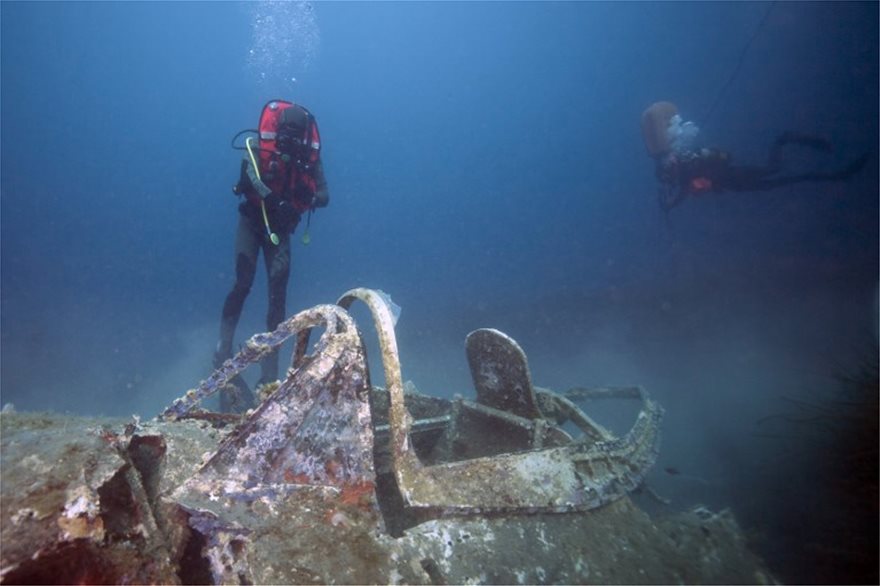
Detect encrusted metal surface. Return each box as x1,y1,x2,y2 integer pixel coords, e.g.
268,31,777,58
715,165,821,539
0,288,777,585
192,305,373,490
161,302,381,583
0,413,182,584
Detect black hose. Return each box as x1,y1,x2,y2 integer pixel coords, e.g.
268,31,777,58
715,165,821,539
700,2,776,130
230,128,259,150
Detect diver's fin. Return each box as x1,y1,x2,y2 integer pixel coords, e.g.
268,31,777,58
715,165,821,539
777,131,833,152
837,152,870,179
465,328,543,419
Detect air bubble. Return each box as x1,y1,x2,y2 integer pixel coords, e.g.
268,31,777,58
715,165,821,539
246,1,320,89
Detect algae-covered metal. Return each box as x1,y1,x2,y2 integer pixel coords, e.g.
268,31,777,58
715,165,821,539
0,288,775,585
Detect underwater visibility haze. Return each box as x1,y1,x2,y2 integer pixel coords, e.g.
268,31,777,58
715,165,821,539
1,1,877,584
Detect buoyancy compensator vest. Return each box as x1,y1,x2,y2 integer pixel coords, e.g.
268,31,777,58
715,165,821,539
234,99,322,214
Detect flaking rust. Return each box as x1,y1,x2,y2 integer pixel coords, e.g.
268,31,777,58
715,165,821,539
1,288,776,585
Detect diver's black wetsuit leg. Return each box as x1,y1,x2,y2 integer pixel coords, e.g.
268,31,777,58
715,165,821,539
218,216,260,361
217,215,261,413
259,231,291,384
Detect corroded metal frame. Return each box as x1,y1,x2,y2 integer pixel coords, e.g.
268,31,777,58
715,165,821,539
336,288,665,514
161,288,664,516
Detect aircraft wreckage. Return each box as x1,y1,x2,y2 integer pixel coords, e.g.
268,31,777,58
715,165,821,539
1,288,775,584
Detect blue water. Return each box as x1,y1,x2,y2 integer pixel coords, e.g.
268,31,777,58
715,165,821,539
2,2,877,583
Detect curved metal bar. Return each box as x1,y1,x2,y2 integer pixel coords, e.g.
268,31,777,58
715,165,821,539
535,389,613,443
192,306,374,488
564,386,644,401
161,304,346,421
402,384,663,513
336,289,424,491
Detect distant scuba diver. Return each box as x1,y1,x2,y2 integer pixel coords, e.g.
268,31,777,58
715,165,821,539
641,101,869,212
214,99,330,413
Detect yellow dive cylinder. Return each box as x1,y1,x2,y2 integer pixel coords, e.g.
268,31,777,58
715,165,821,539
641,101,679,159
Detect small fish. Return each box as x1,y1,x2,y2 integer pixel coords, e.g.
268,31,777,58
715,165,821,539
664,467,710,485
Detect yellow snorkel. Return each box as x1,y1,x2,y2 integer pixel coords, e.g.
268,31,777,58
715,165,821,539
245,137,280,246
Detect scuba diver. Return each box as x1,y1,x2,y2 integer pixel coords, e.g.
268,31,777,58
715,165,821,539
642,101,869,212
214,99,330,412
